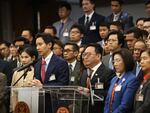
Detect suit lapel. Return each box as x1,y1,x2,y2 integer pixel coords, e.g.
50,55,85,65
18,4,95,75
44,54,56,82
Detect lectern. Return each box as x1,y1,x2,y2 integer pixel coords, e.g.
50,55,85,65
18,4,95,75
10,86,102,113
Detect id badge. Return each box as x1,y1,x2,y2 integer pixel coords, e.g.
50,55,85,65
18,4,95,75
115,85,122,91
63,32,69,37
71,76,75,82
95,82,104,89
90,25,96,30
136,94,144,101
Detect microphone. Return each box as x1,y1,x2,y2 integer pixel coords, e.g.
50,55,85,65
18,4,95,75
17,58,39,72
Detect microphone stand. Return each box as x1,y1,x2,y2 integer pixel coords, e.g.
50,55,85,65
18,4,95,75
12,67,31,86
89,77,94,106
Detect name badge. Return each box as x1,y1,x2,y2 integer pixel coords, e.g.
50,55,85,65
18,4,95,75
95,83,104,89
90,25,96,30
115,85,122,91
63,32,69,37
49,74,56,81
71,76,75,82
136,94,144,101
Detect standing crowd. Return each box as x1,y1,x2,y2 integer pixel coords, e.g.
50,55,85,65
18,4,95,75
0,0,150,113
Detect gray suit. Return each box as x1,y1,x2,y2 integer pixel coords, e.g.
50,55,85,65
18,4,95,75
69,61,82,85
102,54,111,69
53,17,75,44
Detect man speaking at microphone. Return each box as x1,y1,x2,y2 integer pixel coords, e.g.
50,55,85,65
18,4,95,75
29,33,69,113
80,43,115,113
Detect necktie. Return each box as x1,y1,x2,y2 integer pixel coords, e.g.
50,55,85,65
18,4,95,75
109,78,119,113
41,59,46,82
69,64,72,75
109,55,114,70
85,16,89,30
86,69,93,89
59,22,64,37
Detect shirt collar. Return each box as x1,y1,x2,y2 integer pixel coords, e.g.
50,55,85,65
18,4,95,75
68,60,77,71
43,51,53,65
85,11,94,22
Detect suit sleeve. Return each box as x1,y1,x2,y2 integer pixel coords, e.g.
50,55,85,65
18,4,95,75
135,83,150,113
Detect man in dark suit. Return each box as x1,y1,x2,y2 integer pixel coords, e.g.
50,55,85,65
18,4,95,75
80,43,115,113
63,42,82,85
105,0,134,31
30,33,69,113
78,0,105,44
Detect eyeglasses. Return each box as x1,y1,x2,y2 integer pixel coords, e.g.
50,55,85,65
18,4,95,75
82,52,97,58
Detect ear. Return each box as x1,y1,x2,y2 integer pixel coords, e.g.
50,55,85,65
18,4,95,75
32,56,36,61
74,51,79,57
47,42,52,49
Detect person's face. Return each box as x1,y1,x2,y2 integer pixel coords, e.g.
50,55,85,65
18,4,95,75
20,51,32,65
36,37,51,58
103,41,110,55
82,46,100,68
146,39,150,49
113,54,125,74
136,20,144,30
70,28,83,42
133,41,146,61
63,45,77,62
125,33,137,51
44,28,55,37
58,7,70,19
53,44,63,57
111,1,122,14
99,26,109,39
145,3,150,16
109,25,119,32
140,51,150,71
77,47,85,61
9,44,18,57
0,44,10,57
108,34,120,52
21,30,31,41
143,21,150,33
15,41,24,50
82,0,94,14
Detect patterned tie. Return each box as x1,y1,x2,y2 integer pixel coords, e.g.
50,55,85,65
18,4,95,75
109,78,119,113
86,69,93,89
69,64,72,75
41,59,46,82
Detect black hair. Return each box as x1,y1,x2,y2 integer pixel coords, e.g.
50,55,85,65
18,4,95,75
64,42,79,52
58,1,72,11
111,0,124,5
145,0,150,5
44,25,57,35
35,33,54,50
70,24,84,34
112,48,135,72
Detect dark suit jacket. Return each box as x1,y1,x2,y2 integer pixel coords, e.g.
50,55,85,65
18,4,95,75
78,12,105,44
104,72,139,113
105,11,134,31
0,73,7,113
80,63,115,113
34,54,69,85
0,59,12,86
69,61,82,86
133,78,150,113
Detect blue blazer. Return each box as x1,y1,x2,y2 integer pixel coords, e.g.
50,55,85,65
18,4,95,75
34,54,69,86
78,12,105,44
105,11,134,31
104,72,139,113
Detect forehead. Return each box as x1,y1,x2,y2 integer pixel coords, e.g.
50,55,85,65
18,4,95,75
64,45,73,49
109,34,118,39
99,26,109,30
125,33,135,39
82,0,92,4
114,54,122,59
22,30,30,35
111,1,120,6
134,41,145,47
36,37,45,43
85,46,95,52
58,7,68,11
70,28,80,32
141,51,150,57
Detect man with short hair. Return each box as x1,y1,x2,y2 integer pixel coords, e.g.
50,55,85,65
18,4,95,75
78,0,105,44
53,1,75,44
63,42,82,85
143,18,150,34
70,24,84,47
81,43,115,113
106,0,134,31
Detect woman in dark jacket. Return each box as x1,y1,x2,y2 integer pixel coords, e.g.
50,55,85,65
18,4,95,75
133,49,150,113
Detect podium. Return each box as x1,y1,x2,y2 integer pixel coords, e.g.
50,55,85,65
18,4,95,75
10,86,103,113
